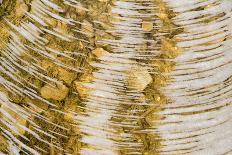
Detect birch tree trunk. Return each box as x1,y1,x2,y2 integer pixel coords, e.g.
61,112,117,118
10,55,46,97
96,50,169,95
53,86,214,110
0,0,231,154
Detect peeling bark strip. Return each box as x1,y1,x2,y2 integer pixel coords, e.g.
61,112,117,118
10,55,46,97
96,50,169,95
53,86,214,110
0,0,232,155
157,0,232,154
75,0,183,154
